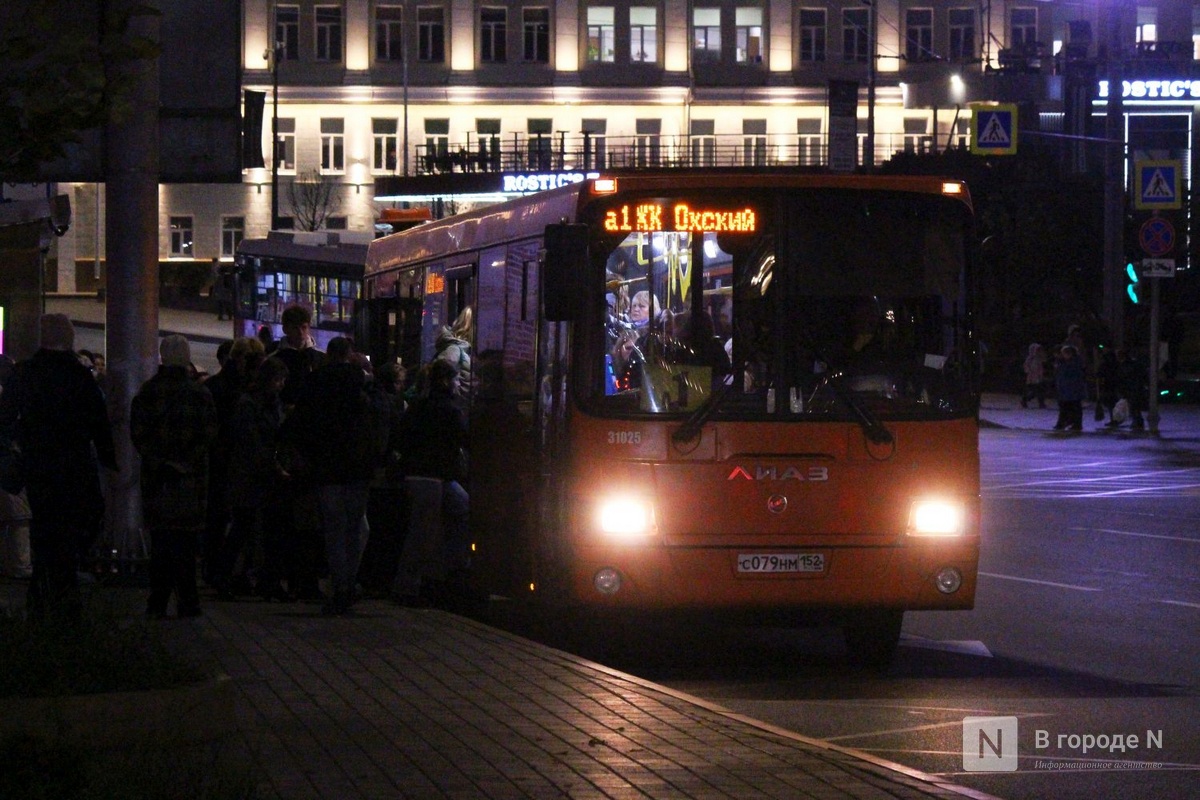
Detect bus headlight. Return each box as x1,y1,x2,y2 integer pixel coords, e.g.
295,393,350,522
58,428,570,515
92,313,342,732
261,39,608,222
907,499,965,536
597,496,654,538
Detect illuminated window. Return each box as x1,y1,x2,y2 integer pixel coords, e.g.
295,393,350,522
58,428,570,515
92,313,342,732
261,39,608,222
693,8,721,64
221,217,244,258
635,118,661,167
170,216,194,258
320,118,345,173
528,118,552,170
315,6,343,61
481,7,507,63
743,119,766,166
797,118,822,166
690,119,715,166
799,9,826,63
736,7,762,63
523,7,549,63
630,7,657,63
276,117,296,171
583,118,607,168
424,118,449,171
373,118,399,172
587,7,615,63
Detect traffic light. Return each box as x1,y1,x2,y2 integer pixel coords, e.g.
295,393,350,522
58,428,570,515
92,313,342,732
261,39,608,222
1125,261,1140,304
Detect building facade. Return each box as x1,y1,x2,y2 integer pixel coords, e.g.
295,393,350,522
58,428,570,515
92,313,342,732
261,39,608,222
48,0,1200,295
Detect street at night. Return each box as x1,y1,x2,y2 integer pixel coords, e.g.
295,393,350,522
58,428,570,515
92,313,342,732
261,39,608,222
490,410,1200,800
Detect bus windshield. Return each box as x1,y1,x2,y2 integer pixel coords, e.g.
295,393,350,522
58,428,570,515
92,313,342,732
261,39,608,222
583,188,976,421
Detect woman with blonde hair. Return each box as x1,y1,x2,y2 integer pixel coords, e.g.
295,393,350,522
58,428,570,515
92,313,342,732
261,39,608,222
629,290,661,328
435,306,474,391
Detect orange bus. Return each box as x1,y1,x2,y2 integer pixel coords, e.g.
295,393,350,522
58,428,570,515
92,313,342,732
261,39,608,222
362,173,981,665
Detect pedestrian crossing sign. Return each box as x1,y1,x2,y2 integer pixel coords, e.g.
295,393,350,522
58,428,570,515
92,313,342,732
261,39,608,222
970,103,1018,155
1135,160,1182,210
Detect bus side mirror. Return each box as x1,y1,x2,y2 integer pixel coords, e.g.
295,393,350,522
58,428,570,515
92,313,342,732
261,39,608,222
542,223,589,321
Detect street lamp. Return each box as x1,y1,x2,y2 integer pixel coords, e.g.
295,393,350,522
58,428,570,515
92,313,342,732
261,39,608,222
402,0,409,176
865,3,876,171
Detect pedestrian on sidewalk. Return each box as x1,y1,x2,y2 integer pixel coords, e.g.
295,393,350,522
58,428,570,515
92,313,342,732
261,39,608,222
1053,344,1087,431
1116,348,1148,431
220,356,291,601
0,314,118,621
1096,348,1120,428
282,337,385,615
1020,343,1047,409
131,335,218,619
392,359,470,609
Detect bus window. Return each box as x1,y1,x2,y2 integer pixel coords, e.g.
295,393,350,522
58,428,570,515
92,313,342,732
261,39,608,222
584,189,975,419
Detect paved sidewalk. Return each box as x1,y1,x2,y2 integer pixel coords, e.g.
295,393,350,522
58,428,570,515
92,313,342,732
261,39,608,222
152,596,996,800
979,392,1200,440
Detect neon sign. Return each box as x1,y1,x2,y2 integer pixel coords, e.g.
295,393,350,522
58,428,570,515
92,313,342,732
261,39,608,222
502,171,599,193
1097,79,1200,101
603,203,757,233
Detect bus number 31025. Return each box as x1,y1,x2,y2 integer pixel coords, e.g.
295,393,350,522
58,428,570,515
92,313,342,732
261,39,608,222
607,430,642,445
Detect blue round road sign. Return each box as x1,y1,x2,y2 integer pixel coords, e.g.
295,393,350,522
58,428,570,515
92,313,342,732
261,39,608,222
1139,217,1175,257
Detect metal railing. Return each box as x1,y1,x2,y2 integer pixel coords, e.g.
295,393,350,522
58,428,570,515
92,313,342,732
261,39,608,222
405,132,969,177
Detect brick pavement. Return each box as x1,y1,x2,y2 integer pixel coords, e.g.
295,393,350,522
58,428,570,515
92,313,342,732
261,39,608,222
158,598,999,800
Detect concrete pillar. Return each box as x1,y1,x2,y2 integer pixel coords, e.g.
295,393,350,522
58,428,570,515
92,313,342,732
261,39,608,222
104,0,161,564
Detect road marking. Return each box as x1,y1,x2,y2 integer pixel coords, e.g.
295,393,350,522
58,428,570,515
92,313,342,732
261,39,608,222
1156,599,1200,609
979,572,1101,591
1074,481,1200,498
987,466,1200,493
1070,526,1200,544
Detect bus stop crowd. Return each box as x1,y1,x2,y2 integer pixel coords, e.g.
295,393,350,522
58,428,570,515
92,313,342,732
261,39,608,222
0,305,480,621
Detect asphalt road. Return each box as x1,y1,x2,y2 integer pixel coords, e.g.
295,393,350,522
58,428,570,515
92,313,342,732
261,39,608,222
489,427,1200,800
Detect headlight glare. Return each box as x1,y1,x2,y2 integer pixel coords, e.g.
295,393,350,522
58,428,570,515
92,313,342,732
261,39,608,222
597,496,653,537
908,499,965,536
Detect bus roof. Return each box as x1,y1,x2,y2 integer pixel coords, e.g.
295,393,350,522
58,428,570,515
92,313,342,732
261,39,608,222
364,172,972,277
236,229,371,268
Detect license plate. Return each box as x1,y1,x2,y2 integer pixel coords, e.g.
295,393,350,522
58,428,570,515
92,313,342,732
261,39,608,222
736,553,826,574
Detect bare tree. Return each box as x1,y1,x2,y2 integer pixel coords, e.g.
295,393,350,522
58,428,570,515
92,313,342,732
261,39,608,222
287,169,342,231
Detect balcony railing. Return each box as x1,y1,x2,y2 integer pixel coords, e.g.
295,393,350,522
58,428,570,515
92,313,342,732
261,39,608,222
402,132,965,177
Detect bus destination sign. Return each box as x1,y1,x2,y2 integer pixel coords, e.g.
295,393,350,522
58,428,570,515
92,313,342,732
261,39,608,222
603,203,756,234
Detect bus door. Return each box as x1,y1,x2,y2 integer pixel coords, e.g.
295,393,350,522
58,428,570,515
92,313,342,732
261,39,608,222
421,261,476,371
355,295,423,373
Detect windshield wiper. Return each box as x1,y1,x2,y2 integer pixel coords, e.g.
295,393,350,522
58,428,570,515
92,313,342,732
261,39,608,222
671,366,742,444
822,371,894,445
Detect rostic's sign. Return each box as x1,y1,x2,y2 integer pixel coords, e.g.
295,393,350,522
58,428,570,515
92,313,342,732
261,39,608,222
1098,79,1200,101
501,171,600,193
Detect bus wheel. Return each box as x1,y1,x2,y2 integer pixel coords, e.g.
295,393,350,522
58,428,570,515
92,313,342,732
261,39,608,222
843,610,903,670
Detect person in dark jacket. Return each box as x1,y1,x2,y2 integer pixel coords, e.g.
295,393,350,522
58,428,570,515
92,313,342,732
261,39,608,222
217,356,289,600
391,358,469,607
131,335,219,618
200,336,265,588
0,314,117,621
1053,344,1087,432
271,304,325,409
282,337,383,614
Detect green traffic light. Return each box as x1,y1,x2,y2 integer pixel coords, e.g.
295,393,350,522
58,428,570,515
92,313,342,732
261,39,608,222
1126,262,1140,303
